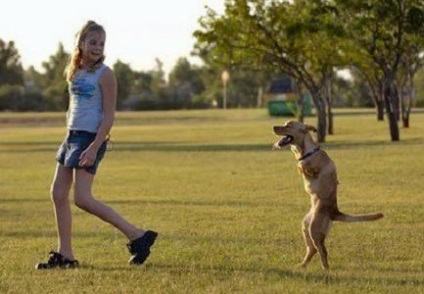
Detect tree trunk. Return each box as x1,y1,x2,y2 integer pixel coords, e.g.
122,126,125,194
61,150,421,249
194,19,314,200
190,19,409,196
376,98,385,121
310,91,326,143
298,93,305,123
293,79,304,123
257,86,263,108
364,74,384,121
325,77,334,135
383,77,400,141
327,104,334,135
316,103,326,143
402,117,409,128
401,90,412,128
403,85,413,128
392,85,400,122
401,73,414,128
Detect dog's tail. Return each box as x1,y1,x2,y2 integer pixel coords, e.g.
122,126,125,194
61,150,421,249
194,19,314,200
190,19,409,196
331,211,384,222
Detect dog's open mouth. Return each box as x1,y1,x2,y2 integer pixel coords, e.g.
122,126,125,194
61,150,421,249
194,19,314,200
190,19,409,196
277,135,293,147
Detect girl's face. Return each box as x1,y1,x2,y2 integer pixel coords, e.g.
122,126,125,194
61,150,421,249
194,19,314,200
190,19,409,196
80,30,106,65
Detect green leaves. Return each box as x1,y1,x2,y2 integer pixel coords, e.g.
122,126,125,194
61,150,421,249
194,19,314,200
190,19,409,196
0,39,24,86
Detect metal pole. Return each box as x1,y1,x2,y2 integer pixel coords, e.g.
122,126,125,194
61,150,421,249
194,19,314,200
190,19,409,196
221,70,230,110
223,82,227,109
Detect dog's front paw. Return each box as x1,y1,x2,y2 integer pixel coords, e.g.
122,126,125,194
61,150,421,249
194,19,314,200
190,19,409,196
272,142,281,150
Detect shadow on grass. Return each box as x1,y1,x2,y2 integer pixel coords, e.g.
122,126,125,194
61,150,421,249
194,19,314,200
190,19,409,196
1,136,423,154
84,262,424,287
105,198,298,208
107,137,424,152
1,230,116,239
0,198,50,203
0,197,299,209
0,141,272,153
111,142,271,152
325,137,423,150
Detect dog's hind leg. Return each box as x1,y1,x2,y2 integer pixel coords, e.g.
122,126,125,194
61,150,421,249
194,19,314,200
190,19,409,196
300,212,317,268
309,211,331,270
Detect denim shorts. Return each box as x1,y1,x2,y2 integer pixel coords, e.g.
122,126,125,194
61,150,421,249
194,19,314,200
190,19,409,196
56,130,108,175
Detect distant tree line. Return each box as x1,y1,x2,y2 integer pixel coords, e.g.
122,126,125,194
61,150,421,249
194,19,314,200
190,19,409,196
4,27,424,121
0,39,276,112
2,0,424,143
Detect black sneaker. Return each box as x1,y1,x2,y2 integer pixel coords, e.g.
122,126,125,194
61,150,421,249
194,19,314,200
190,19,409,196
127,230,158,265
35,251,79,270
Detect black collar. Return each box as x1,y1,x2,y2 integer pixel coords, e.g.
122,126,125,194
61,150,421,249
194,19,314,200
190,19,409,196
298,147,321,161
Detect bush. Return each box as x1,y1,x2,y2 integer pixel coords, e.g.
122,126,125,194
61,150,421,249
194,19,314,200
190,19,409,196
0,85,25,111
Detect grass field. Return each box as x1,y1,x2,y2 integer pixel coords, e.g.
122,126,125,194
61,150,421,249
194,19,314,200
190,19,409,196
0,109,423,293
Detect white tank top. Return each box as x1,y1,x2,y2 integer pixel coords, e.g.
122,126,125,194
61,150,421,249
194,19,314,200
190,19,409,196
67,64,107,133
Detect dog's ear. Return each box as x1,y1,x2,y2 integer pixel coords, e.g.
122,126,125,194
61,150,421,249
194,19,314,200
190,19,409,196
304,124,317,133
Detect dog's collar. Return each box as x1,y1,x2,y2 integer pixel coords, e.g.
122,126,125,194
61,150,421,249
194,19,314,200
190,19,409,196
298,147,321,161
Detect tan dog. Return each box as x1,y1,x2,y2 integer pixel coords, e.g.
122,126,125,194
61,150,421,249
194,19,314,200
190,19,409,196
273,120,384,270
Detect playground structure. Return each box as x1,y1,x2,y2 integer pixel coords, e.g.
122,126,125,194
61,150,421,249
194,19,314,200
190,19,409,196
265,76,313,116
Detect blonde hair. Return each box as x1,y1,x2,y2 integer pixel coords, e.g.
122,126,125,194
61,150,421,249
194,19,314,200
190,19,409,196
65,20,105,82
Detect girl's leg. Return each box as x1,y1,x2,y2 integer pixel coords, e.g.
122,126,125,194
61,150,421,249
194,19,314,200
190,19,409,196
50,164,74,260
73,169,144,240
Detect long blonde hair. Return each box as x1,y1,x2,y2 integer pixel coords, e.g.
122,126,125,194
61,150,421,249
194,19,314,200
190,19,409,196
65,20,105,82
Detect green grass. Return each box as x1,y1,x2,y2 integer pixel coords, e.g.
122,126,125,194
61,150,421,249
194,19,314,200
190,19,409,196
0,109,423,293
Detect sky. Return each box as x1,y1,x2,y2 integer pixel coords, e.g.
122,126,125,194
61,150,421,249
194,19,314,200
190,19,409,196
0,0,224,76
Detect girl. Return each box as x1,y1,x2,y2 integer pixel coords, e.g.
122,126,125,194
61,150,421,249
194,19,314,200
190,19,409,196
36,21,157,269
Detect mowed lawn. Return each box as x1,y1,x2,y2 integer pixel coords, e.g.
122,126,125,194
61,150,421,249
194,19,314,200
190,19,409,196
0,109,423,294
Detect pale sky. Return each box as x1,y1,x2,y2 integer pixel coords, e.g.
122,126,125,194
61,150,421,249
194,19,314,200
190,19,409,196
0,0,224,76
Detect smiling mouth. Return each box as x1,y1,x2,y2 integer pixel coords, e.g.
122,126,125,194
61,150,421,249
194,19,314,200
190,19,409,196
277,135,293,147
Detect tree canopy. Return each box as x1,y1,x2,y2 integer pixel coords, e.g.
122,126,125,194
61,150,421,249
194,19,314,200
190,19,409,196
194,0,424,142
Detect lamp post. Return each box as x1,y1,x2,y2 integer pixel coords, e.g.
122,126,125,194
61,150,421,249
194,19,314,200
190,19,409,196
221,70,230,109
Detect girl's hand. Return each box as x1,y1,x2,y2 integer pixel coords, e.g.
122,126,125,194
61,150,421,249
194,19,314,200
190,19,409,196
79,144,98,167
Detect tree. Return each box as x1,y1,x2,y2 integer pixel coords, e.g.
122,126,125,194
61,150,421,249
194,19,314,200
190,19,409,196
149,58,169,108
0,39,25,110
350,63,385,120
395,30,424,127
0,39,24,86
113,60,135,110
168,57,205,108
336,70,374,108
40,43,69,110
222,68,272,108
194,0,346,142
413,65,424,107
335,0,424,141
